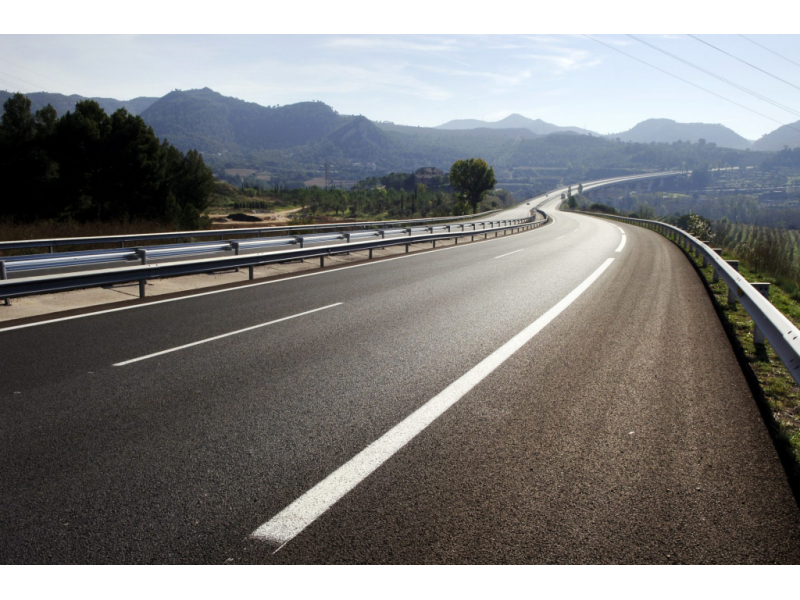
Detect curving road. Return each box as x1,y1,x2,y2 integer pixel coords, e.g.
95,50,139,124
2,195,799,564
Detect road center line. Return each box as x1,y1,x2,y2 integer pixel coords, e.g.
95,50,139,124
494,249,524,259
113,303,342,366
250,257,616,549
615,235,627,253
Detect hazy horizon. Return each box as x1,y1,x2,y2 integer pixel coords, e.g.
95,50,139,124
1,33,800,140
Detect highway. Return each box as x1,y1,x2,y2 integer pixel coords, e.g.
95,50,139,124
2,195,800,564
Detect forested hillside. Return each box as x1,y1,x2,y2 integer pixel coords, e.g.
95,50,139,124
140,88,350,154
0,93,215,228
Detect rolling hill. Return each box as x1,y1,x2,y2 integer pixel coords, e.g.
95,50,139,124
752,121,800,151
139,88,350,154
437,113,594,136
610,118,752,150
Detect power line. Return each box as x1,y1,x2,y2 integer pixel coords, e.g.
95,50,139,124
688,34,800,93
738,35,800,71
0,57,75,92
0,77,36,94
0,68,46,93
627,34,800,119
584,35,800,135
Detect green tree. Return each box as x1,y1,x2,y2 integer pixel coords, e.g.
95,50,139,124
448,158,496,214
0,94,59,220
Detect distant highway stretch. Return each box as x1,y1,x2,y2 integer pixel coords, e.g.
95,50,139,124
2,185,799,564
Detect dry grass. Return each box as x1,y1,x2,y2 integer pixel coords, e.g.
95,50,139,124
0,219,178,251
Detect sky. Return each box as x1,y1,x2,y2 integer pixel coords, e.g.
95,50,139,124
2,5,800,142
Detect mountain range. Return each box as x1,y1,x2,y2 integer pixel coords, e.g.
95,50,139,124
2,87,798,186
4,87,800,154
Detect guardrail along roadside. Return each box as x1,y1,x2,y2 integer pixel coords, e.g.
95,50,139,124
0,209,505,256
0,212,549,303
575,210,800,388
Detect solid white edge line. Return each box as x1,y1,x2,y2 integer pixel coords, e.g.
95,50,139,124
113,303,342,366
0,220,550,334
494,249,524,259
615,235,627,253
616,226,625,234
250,257,616,548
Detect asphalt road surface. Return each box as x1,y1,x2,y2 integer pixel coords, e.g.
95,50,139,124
2,200,799,564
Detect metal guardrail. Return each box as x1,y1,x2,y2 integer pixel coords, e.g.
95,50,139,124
0,218,533,276
0,213,549,303
0,209,504,254
576,210,800,387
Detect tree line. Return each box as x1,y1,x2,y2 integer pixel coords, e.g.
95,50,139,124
221,159,502,220
0,93,215,228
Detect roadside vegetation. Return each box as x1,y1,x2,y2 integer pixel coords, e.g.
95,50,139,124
681,235,800,476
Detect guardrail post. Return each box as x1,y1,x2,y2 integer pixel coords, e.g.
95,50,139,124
295,236,304,248
137,249,148,298
379,230,386,239
369,248,373,259
406,243,410,253
751,283,771,346
231,242,240,273
344,233,351,244
406,228,412,236
726,260,740,305
0,260,9,306
711,249,722,282
248,265,254,280
320,255,325,268
699,241,710,264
